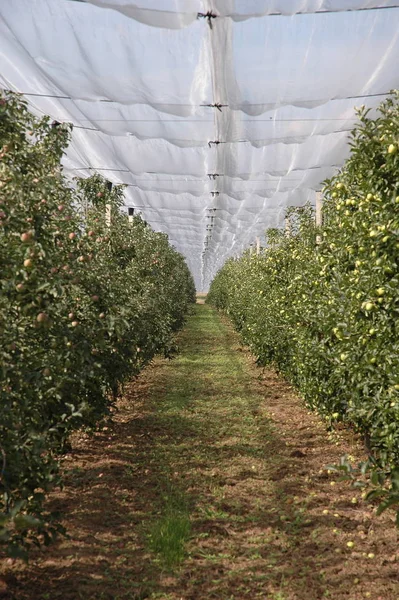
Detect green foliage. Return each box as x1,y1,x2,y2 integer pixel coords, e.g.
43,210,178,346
0,91,195,557
208,92,399,480
328,456,399,526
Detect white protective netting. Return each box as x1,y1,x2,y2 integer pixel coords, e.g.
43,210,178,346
1,0,399,288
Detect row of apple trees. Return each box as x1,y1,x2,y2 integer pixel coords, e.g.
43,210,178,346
0,91,196,557
208,92,399,514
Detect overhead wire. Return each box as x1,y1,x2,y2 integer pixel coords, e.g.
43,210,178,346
10,89,392,105
66,0,399,14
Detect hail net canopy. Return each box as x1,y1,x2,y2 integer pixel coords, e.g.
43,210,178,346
1,0,399,289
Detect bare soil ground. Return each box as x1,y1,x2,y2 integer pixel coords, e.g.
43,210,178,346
1,305,398,600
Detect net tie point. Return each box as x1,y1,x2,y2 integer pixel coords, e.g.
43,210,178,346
197,11,218,28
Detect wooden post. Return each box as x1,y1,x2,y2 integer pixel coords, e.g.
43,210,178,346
249,244,253,255
105,181,113,227
315,191,323,244
256,237,260,255
285,216,291,237
105,204,112,227
315,191,323,227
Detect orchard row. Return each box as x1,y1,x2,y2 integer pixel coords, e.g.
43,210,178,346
208,93,399,476
0,92,195,557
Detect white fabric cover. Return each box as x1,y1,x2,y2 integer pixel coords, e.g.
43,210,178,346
1,0,398,288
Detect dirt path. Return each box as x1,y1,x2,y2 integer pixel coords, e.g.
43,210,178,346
2,305,398,599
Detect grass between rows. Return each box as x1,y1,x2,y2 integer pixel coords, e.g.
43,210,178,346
145,303,275,572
